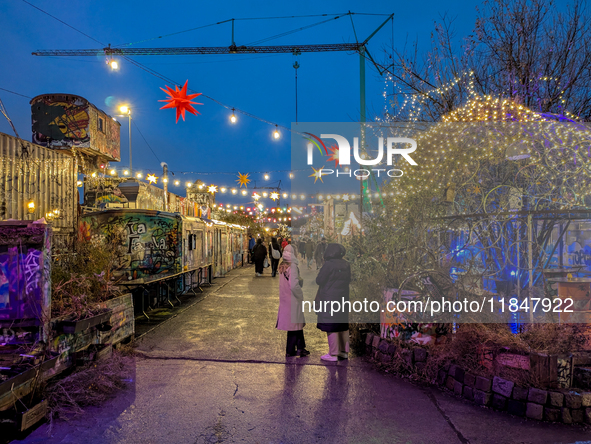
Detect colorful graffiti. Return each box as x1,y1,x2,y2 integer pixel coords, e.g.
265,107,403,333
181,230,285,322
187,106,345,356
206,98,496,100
0,224,51,340
32,95,91,148
82,211,181,280
31,94,120,161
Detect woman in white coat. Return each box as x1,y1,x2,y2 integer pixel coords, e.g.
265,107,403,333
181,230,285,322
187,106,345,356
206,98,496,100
276,245,310,357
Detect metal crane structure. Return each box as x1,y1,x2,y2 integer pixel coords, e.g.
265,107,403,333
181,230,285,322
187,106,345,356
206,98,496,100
32,13,394,216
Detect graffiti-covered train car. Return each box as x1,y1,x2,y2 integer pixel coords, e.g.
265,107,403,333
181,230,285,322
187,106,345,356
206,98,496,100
79,209,247,282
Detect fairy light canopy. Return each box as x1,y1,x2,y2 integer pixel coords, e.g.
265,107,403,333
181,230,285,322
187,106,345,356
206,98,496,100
384,96,591,217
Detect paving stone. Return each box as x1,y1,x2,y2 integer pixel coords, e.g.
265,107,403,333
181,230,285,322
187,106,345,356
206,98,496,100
492,376,514,398
507,399,526,417
562,408,573,424
454,380,463,397
512,386,528,401
475,376,492,392
526,403,544,421
572,409,584,423
528,388,548,405
544,407,561,422
548,392,564,407
380,352,392,363
372,335,381,348
464,373,476,388
463,386,474,401
565,392,582,409
446,376,456,392
401,349,413,367
413,348,427,362
492,394,507,410
437,369,447,386
365,333,374,345
448,365,465,383
474,389,491,406
581,392,591,407
378,340,389,353
414,362,426,372
387,344,397,355
585,407,591,424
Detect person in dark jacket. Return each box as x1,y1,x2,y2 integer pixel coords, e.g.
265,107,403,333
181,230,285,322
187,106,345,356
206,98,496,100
253,238,268,276
314,237,328,270
298,238,306,259
248,235,256,263
305,239,315,269
268,237,282,277
314,243,351,362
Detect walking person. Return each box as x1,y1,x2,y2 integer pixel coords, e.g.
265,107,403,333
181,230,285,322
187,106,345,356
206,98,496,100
277,245,309,357
315,243,351,362
305,238,315,269
298,238,306,260
314,237,328,270
253,238,268,276
269,237,282,277
248,234,256,264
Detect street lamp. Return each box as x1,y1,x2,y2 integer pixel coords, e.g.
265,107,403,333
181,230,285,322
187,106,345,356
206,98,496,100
119,105,132,176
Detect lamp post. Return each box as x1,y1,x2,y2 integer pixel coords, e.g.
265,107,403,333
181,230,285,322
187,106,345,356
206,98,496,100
119,106,132,175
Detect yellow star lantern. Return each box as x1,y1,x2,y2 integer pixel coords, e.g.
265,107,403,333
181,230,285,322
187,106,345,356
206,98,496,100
342,194,350,202
270,192,279,200
146,174,158,184
236,172,251,188
309,166,325,183
253,192,261,201
208,185,218,194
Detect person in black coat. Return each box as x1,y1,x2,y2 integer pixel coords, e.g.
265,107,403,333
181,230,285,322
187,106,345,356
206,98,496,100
314,243,351,362
253,238,268,276
268,237,282,277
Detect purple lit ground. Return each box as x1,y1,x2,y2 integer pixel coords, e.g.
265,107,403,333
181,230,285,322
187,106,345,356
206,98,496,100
16,265,591,444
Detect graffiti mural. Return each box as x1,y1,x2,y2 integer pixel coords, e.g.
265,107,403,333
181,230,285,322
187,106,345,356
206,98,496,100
0,223,52,336
82,210,181,281
31,94,120,161
31,95,91,148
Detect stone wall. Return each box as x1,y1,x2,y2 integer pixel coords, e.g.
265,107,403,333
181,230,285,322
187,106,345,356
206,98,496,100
363,332,591,424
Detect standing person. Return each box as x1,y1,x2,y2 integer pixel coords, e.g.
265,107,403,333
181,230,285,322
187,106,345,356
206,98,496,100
276,245,309,357
253,238,267,276
315,243,351,362
248,235,256,264
269,237,282,277
314,237,328,270
298,238,306,259
281,237,289,250
305,238,315,269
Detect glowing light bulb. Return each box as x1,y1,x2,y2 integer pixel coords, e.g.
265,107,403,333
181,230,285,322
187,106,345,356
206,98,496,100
273,125,280,139
230,108,237,123
109,59,119,70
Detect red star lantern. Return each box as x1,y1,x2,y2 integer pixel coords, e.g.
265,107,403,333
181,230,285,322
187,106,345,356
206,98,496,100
327,144,341,167
159,80,203,123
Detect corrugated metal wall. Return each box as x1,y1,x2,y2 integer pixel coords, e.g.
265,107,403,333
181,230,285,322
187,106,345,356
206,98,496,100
0,132,78,248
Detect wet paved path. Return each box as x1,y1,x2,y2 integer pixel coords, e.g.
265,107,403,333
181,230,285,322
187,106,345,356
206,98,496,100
17,265,591,444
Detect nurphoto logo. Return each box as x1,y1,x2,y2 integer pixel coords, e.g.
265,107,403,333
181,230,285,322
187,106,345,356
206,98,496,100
304,133,418,179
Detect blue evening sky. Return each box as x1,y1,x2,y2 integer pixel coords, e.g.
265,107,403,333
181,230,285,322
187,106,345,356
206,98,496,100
0,0,477,207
